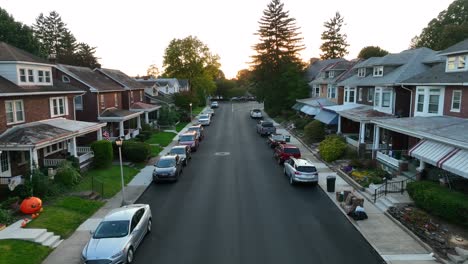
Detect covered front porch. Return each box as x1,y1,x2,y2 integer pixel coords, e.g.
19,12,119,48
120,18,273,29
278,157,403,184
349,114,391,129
129,101,161,127
98,108,143,140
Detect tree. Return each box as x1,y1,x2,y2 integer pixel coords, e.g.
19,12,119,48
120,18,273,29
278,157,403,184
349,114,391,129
162,36,220,106
147,64,160,78
357,46,389,59
320,12,349,59
411,0,468,50
251,0,308,116
0,8,42,56
74,43,101,68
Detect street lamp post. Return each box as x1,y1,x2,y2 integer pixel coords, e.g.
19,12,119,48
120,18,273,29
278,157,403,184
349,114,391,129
115,137,126,206
189,103,192,122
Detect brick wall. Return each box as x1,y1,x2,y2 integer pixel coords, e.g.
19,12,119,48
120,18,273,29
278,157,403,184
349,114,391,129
443,86,468,118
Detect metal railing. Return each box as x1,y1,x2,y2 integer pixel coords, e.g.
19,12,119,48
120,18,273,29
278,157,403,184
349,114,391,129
373,178,409,203
91,176,104,198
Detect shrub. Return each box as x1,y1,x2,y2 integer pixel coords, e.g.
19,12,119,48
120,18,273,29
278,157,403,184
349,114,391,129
158,106,179,126
141,123,152,132
0,209,14,225
319,135,347,162
66,155,80,170
294,117,312,130
31,169,49,197
10,182,32,199
304,120,325,143
349,159,364,168
122,141,151,162
0,197,19,210
91,140,113,168
138,131,152,141
407,181,468,226
54,161,81,187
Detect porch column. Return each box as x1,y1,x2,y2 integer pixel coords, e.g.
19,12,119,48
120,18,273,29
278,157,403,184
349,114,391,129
157,110,160,119
119,121,125,137
137,115,142,129
359,122,366,144
145,112,149,124
372,126,381,159
71,137,78,157
417,160,426,171
337,115,342,134
97,127,103,140
30,148,39,181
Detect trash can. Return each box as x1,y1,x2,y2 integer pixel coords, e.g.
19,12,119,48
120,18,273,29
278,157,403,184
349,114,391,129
284,135,291,142
326,176,336,192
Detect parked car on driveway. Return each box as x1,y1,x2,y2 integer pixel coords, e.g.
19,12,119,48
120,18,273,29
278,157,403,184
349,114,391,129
178,131,199,151
283,158,318,185
256,120,276,136
82,204,152,264
274,144,301,165
210,101,219,108
187,124,204,141
168,145,191,166
152,154,183,182
250,109,263,119
198,114,211,126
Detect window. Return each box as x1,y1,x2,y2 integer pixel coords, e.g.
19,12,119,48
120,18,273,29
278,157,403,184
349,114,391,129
28,69,34,82
43,142,66,157
38,70,44,82
373,66,383,76
130,91,134,103
414,86,444,116
358,68,366,77
368,88,374,102
320,72,325,78
327,85,336,99
50,97,67,117
140,90,143,100
165,87,168,93
328,71,335,78
75,95,83,110
114,93,118,107
344,87,356,103
0,152,8,172
62,75,70,83
312,85,320,97
5,100,24,124
374,87,393,113
100,94,105,109
19,69,26,82
358,88,363,101
382,92,391,107
446,55,467,71
45,71,51,83
451,90,462,112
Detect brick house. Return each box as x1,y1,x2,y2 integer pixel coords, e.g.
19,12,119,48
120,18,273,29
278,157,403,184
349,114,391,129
0,42,105,188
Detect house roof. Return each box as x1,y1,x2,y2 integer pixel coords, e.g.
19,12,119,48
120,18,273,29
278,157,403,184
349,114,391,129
0,42,50,64
373,116,468,150
0,75,82,96
296,97,336,107
130,102,161,112
97,68,146,90
339,48,437,87
305,58,344,81
56,64,125,92
310,60,358,85
155,78,179,87
338,105,394,122
98,108,141,121
401,63,468,85
438,38,468,56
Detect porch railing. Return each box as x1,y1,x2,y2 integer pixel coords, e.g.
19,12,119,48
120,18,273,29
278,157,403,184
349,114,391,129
365,144,387,150
79,152,94,164
376,151,400,168
77,146,92,154
131,129,140,138
374,178,410,203
343,134,359,147
0,175,24,186
44,158,66,167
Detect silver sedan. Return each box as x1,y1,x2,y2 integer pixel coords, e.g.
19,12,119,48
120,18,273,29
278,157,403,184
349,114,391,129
82,204,152,264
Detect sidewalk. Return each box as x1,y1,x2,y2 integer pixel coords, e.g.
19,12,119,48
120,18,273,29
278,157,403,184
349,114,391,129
273,124,439,264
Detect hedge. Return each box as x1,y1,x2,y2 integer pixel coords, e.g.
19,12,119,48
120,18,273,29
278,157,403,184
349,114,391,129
304,120,325,143
91,140,113,168
54,161,81,187
319,135,347,162
407,181,468,226
122,141,151,162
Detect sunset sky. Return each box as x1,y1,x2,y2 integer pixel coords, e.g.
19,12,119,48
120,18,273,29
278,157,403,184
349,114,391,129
1,0,455,79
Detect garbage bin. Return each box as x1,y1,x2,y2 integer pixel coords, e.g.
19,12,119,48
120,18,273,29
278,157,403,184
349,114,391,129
326,176,336,192
284,135,291,142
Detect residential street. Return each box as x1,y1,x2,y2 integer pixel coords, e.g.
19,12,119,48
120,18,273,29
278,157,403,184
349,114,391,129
133,101,384,264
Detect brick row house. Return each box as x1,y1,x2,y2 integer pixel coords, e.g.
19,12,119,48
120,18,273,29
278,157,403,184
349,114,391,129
0,42,105,188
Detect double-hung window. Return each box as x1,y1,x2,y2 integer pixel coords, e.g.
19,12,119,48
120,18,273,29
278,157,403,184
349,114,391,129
140,90,143,100
373,66,384,77
312,85,320,97
38,70,44,83
368,88,374,102
344,87,356,103
327,85,336,99
75,95,83,110
374,87,393,114
5,100,24,124
130,91,134,103
114,93,119,107
45,71,51,83
358,88,363,101
50,97,67,117
19,69,26,82
100,94,105,109
329,71,335,78
446,56,467,71
27,69,34,82
415,87,444,116
451,90,462,112
357,68,366,77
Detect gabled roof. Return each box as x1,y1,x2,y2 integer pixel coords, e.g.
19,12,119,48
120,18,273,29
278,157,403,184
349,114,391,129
0,75,82,96
155,78,179,87
96,68,146,90
305,58,345,81
56,64,125,92
0,42,50,65
439,38,468,56
401,62,468,85
130,102,161,112
310,60,358,85
98,108,141,121
339,48,437,87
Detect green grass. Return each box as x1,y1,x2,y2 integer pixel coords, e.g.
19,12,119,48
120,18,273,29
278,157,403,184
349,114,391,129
150,145,164,157
0,239,52,264
27,197,103,238
175,122,188,132
192,106,205,115
145,132,176,146
74,165,140,198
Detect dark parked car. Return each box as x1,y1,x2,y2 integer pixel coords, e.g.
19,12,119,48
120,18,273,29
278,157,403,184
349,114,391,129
153,154,183,182
274,144,301,165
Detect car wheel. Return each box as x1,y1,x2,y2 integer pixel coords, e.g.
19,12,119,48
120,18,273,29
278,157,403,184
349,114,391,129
289,175,295,186
147,218,152,233
127,247,134,264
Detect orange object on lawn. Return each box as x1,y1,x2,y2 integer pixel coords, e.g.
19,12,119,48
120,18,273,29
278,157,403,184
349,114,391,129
20,197,43,215
20,218,29,228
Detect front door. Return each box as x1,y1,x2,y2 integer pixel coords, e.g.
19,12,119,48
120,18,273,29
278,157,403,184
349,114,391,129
0,151,11,177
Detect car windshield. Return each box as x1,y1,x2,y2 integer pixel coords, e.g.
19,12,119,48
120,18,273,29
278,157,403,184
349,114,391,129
180,135,194,141
284,148,300,154
156,159,176,168
199,114,209,119
170,148,185,155
252,109,261,112
93,220,129,239
188,127,199,132
262,122,273,127
297,166,317,173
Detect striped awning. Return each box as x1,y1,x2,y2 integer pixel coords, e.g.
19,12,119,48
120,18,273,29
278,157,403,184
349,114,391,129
300,105,320,116
314,110,338,125
442,149,468,179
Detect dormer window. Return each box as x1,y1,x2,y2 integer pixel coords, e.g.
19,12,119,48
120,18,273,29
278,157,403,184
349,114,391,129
27,69,34,82
19,69,26,82
446,55,467,71
62,75,71,83
38,71,44,82
45,71,51,83
320,72,326,78
357,68,366,77
328,71,335,78
373,66,383,77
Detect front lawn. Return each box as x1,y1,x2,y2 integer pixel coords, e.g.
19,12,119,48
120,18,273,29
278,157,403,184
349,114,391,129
27,197,103,238
74,165,140,198
192,106,205,115
145,132,176,146
0,239,51,264
176,122,188,132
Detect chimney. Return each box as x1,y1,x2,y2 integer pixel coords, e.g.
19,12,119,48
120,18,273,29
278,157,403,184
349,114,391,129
48,53,57,64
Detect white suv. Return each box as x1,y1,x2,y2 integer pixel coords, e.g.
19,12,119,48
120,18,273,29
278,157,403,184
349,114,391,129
250,109,263,119
283,158,318,185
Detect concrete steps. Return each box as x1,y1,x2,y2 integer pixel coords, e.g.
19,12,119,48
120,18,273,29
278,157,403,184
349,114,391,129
0,219,63,249
41,235,60,248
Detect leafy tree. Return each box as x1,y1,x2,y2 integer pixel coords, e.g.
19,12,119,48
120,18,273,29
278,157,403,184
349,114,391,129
74,43,101,68
0,8,42,56
147,64,160,78
411,0,468,50
251,0,308,116
215,78,237,98
162,36,220,106
173,91,199,111
320,12,349,59
358,46,389,59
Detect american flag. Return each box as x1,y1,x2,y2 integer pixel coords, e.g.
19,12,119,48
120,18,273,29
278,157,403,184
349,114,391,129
103,130,110,141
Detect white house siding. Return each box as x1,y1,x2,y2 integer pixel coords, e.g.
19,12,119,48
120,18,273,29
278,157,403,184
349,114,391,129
15,63,54,86
0,63,18,84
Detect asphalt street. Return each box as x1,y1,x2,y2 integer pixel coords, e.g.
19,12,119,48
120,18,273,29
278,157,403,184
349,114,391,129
134,101,384,264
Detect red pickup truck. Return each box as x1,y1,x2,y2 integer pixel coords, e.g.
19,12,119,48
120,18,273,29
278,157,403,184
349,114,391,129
274,144,301,165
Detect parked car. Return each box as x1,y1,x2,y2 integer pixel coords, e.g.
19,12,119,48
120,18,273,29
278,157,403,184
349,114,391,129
82,204,152,264
211,101,219,108
250,109,263,119
256,120,276,136
187,124,205,141
152,154,183,182
283,158,319,185
178,131,199,151
205,108,215,117
267,133,290,148
274,144,301,165
198,114,211,126
168,145,191,166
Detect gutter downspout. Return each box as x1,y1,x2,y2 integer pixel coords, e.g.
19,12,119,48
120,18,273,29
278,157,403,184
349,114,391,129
400,85,413,117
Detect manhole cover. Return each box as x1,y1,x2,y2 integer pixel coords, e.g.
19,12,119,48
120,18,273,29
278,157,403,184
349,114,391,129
214,152,230,156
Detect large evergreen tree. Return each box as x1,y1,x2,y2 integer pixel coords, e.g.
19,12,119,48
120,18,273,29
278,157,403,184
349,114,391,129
251,0,308,116
319,12,349,59
411,0,468,50
0,8,42,56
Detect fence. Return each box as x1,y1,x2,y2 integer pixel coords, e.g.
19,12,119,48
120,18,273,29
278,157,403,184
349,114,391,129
91,176,104,198
373,178,409,203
